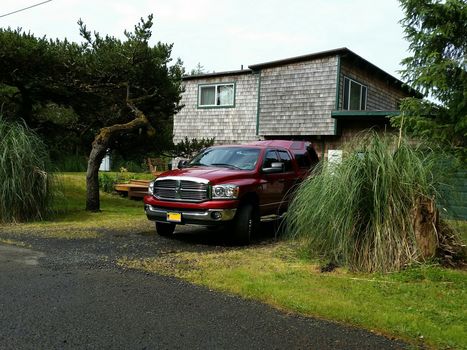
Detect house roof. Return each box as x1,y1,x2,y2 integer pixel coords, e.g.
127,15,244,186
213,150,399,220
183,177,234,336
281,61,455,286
183,69,252,81
247,47,349,70
248,47,417,96
182,47,419,96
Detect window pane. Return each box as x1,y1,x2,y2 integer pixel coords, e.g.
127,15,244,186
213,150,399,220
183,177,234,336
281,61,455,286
361,86,367,110
349,81,361,110
189,147,260,171
231,149,260,170
343,78,350,109
278,150,292,171
200,86,215,106
217,85,234,106
263,150,279,168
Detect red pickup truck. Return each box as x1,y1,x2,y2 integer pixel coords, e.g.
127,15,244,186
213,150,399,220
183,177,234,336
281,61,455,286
144,140,319,244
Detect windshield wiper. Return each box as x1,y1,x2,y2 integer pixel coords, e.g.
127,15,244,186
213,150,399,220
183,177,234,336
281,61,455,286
211,163,241,170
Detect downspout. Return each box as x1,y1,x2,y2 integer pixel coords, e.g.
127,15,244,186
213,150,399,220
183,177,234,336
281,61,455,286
334,55,341,135
255,70,262,136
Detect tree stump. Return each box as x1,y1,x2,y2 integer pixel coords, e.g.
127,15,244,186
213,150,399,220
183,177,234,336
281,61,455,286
412,197,438,259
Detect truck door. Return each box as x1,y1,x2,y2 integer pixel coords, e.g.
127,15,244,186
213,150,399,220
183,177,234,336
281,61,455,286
259,149,286,215
276,149,297,209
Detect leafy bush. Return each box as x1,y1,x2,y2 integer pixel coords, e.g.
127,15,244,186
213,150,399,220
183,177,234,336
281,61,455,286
98,173,116,193
98,169,146,193
286,132,461,272
0,118,56,222
171,137,215,158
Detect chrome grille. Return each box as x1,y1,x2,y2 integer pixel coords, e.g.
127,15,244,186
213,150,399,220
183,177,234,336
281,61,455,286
154,178,209,202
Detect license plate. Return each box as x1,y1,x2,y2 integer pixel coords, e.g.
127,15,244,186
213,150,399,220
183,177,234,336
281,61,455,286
166,212,182,223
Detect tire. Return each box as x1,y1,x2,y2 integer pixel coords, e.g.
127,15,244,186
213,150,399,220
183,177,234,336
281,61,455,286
231,203,258,245
155,222,176,236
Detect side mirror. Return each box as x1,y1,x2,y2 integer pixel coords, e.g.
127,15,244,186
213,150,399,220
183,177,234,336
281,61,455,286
262,162,284,174
177,160,188,169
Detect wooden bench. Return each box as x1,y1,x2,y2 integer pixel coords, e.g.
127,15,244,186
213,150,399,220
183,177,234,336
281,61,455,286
113,174,164,199
114,179,151,199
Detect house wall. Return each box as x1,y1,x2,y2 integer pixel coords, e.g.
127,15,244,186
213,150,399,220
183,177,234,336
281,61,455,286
258,56,338,136
173,54,414,151
302,119,394,161
339,59,410,111
173,73,259,145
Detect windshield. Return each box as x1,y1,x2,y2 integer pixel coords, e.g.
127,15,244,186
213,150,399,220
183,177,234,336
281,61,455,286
188,147,260,170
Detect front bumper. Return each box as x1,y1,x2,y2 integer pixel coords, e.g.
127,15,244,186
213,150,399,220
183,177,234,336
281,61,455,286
145,204,237,225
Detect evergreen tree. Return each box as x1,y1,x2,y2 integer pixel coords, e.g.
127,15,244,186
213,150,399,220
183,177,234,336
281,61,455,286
393,0,467,159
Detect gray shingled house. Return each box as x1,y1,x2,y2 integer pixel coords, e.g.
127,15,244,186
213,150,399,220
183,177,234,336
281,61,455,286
173,48,416,160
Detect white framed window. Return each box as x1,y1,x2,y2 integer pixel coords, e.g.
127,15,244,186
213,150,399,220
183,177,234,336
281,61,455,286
198,83,235,108
343,77,367,110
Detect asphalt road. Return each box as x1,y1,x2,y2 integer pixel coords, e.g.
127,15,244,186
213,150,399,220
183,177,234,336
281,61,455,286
0,225,407,350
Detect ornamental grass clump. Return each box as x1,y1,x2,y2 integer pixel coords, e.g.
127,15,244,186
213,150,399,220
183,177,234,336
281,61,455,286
287,132,462,272
0,118,55,223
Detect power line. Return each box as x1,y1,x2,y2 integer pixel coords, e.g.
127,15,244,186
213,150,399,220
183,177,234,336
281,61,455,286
0,0,53,19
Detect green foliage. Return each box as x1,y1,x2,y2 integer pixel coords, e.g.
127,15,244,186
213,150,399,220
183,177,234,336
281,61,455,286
0,15,185,210
98,170,152,193
171,136,215,158
189,62,206,75
75,14,184,128
0,16,184,162
98,173,116,193
286,132,452,272
0,84,20,117
0,118,56,222
34,103,80,127
108,152,148,173
54,155,88,172
0,28,82,123
392,0,467,158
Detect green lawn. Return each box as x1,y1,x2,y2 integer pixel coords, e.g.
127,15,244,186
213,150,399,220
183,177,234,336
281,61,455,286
120,244,467,349
1,172,151,238
1,172,466,349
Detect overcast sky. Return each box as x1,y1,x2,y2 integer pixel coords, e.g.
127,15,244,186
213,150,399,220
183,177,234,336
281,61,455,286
1,0,410,79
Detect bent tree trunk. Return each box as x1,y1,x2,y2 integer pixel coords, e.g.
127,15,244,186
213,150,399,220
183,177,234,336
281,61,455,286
85,107,153,212
85,141,108,212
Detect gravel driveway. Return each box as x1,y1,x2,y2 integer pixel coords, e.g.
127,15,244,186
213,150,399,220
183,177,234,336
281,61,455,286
0,222,408,349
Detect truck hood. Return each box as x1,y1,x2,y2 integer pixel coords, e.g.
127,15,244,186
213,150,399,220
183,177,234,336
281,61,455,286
156,166,253,184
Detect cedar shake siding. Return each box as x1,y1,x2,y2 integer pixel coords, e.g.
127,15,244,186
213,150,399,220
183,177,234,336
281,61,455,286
339,57,411,111
257,56,338,136
173,48,418,152
173,71,259,145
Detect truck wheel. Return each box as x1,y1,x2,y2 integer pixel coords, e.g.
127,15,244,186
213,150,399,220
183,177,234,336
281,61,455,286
155,222,176,236
231,203,258,245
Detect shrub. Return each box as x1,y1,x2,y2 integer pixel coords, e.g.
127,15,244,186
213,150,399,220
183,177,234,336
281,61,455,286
98,172,116,193
0,118,56,223
286,132,462,272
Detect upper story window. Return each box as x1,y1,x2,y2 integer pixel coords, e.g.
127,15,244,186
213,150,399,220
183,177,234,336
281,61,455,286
198,83,235,108
343,77,367,110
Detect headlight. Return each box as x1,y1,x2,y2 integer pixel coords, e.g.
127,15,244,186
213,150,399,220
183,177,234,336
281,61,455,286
212,184,239,199
148,180,155,195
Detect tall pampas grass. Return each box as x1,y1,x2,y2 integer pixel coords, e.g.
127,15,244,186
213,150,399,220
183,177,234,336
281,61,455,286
0,117,55,223
287,132,455,272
